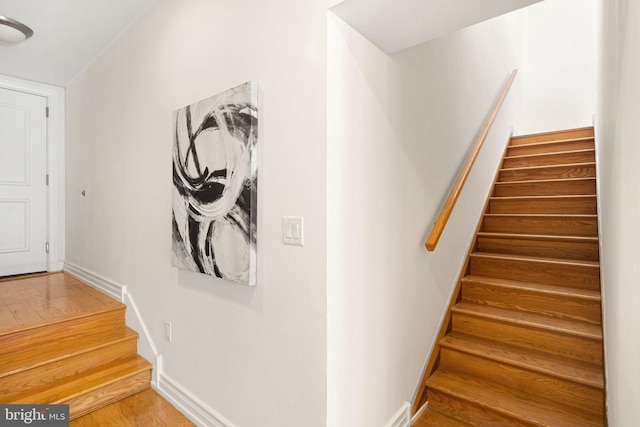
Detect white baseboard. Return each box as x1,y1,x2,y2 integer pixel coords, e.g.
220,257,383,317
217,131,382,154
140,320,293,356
63,262,235,427
64,261,124,302
156,373,236,427
385,402,411,427
63,262,160,380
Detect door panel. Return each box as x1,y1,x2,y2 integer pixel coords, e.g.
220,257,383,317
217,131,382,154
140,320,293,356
0,104,29,184
0,200,28,252
0,87,47,277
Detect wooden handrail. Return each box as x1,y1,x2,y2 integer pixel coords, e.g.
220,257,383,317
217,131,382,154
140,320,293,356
425,69,518,251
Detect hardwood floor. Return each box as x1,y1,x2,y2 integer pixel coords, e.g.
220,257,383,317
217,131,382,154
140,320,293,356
0,272,121,335
71,389,195,427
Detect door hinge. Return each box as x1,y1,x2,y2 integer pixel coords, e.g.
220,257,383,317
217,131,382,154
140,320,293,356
46,107,49,118
46,242,50,253
46,174,49,185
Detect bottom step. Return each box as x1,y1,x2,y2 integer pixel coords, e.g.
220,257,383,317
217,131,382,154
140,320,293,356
426,369,604,427
6,355,152,420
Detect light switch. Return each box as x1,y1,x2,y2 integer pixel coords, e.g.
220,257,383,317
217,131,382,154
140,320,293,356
164,321,172,342
283,217,304,246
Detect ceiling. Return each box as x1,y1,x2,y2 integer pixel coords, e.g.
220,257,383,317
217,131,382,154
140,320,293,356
0,0,153,87
0,0,543,87
330,0,543,54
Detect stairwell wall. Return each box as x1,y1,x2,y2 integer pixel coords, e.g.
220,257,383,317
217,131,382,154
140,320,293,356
65,0,327,426
518,0,598,134
327,11,523,426
596,0,640,424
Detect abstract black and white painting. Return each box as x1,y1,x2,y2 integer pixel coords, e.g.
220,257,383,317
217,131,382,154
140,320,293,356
172,81,258,286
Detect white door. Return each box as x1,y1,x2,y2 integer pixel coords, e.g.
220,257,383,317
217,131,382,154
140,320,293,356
0,87,47,277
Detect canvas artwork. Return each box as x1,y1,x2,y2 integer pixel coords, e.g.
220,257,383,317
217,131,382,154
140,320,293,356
172,81,258,286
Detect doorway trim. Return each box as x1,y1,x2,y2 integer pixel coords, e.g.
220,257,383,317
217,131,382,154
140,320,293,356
0,74,65,272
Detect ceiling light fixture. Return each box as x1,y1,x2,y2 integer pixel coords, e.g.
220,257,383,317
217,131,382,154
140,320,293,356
0,15,33,43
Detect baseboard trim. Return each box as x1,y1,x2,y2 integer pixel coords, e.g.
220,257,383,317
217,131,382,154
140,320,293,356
63,261,124,302
63,262,235,426
385,402,411,427
63,262,161,381
157,373,236,427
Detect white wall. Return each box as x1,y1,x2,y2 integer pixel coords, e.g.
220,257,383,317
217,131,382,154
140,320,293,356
327,11,522,426
596,0,640,425
519,0,598,134
65,1,327,426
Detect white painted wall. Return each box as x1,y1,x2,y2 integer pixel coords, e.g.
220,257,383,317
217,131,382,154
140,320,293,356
519,0,598,134
65,0,327,426
596,0,640,425
327,11,523,426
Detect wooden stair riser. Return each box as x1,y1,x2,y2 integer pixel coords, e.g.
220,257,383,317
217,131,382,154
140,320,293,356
439,348,604,417
425,369,604,427
7,356,152,417
469,255,600,290
441,333,604,388
493,178,596,197
488,197,597,214
0,336,137,396
0,308,126,356
510,128,595,145
476,235,599,261
461,281,602,324
503,150,595,169
451,313,603,365
507,139,594,156
483,215,599,237
68,370,151,420
499,164,596,181
425,387,533,427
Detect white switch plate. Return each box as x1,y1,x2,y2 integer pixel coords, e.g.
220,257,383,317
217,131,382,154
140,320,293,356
283,216,304,246
164,320,172,342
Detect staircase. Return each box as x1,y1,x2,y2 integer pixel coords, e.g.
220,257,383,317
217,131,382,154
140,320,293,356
414,127,605,426
0,273,152,420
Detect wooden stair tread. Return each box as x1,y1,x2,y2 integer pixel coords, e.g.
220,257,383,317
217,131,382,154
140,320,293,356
470,251,599,268
414,408,469,427
490,194,596,201
462,275,600,300
0,327,138,378
488,195,597,215
494,177,596,186
499,162,595,173
0,304,125,340
509,136,594,148
482,214,599,237
507,139,595,157
426,369,603,427
504,148,595,161
440,332,604,388
510,127,594,144
5,355,151,403
452,301,602,340
485,213,597,218
477,231,598,243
